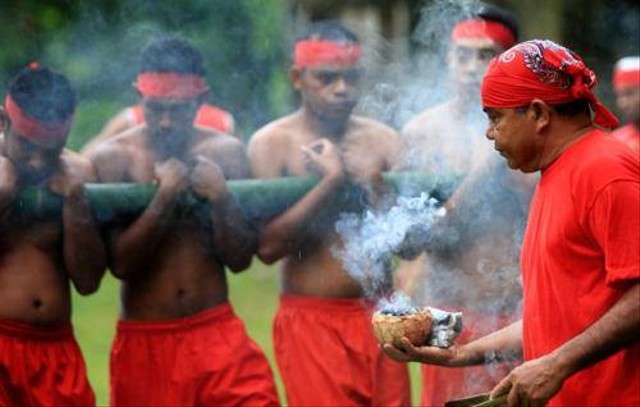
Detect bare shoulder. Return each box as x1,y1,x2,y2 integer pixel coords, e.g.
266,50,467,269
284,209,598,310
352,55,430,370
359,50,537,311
83,128,144,181
193,129,251,179
401,101,455,139
248,114,299,151
349,115,401,146
60,149,97,180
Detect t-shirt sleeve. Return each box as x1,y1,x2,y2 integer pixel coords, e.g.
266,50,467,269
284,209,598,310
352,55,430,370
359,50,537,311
586,180,640,286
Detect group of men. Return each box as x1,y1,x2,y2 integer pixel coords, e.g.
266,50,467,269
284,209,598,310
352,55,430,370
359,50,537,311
0,3,638,407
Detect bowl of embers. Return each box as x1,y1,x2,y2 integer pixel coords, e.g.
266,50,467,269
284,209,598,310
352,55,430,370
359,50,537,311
371,306,433,347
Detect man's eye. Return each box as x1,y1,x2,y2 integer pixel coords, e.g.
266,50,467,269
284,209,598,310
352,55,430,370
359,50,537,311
318,72,338,85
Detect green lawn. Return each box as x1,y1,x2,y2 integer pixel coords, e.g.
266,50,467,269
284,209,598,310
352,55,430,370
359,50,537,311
72,262,422,406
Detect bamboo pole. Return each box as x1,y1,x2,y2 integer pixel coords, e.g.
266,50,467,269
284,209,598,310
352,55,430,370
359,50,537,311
15,171,460,223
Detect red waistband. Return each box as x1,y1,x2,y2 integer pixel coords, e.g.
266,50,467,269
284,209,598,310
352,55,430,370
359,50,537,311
279,294,374,313
0,318,73,341
116,302,234,333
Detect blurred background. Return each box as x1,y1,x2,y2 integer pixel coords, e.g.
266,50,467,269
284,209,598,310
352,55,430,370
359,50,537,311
0,0,638,405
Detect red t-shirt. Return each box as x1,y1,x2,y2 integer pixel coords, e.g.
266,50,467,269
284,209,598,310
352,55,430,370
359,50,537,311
521,129,640,406
611,123,640,155
128,103,235,134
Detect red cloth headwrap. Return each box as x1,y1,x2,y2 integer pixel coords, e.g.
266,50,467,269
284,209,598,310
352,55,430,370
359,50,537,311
4,94,72,147
481,40,619,130
613,56,640,89
451,19,517,49
137,72,207,100
294,40,362,68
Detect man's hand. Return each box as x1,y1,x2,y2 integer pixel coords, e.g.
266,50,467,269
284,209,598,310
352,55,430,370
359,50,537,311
341,140,385,187
48,157,84,199
154,158,189,196
301,138,344,180
190,155,228,201
381,337,466,366
490,354,567,407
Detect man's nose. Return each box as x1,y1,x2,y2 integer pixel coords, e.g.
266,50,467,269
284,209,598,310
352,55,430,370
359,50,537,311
333,77,348,94
158,112,172,128
485,126,495,140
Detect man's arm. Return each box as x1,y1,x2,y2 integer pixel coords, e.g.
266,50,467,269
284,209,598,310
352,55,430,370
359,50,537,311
80,108,134,155
491,283,639,406
0,157,17,223
191,140,256,272
86,144,188,280
49,153,107,295
382,320,523,367
248,132,345,264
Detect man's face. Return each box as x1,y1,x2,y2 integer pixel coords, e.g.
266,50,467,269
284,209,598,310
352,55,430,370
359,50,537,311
614,85,640,125
449,37,504,92
142,97,200,156
294,62,362,121
4,128,62,184
484,106,541,172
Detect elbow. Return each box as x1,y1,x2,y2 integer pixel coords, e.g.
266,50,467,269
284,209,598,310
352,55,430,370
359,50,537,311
256,239,286,265
227,256,253,273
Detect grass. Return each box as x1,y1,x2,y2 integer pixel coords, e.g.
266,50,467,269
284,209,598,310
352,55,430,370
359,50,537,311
73,262,422,406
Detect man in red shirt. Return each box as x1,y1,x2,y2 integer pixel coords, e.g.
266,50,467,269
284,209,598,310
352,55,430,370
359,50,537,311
611,56,639,154
384,40,639,407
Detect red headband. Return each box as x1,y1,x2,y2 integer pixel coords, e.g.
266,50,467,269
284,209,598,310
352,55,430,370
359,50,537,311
4,94,72,147
613,57,640,89
137,72,207,99
451,19,517,49
294,39,362,68
481,40,619,130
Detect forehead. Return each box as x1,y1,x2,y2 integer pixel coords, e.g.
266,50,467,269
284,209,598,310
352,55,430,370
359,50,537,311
452,37,504,52
303,61,362,73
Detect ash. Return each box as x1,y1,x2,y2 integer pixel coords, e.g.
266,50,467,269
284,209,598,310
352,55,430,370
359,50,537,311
377,292,418,316
333,193,445,297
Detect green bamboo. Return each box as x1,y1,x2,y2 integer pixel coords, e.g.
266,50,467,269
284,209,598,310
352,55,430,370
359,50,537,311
15,171,460,223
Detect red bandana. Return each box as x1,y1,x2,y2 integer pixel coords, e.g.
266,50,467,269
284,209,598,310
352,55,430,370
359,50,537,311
613,56,640,90
481,40,619,130
294,40,362,68
137,72,207,99
451,19,517,49
4,94,72,147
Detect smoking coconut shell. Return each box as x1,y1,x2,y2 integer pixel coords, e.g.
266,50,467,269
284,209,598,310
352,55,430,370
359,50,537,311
371,308,433,347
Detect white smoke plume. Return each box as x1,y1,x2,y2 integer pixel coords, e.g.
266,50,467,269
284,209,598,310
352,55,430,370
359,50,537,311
332,193,445,297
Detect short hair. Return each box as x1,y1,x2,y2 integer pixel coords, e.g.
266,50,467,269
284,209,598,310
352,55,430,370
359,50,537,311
474,4,520,43
296,20,359,44
8,63,76,123
552,99,591,117
140,36,206,76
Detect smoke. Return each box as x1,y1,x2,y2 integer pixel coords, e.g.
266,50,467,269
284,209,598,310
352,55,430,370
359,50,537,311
332,192,445,298
359,0,483,130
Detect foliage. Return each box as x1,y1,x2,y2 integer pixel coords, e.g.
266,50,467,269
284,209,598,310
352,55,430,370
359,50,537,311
0,0,291,148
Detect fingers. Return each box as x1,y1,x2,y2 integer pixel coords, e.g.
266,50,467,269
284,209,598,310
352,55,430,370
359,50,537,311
491,375,517,407
381,344,411,362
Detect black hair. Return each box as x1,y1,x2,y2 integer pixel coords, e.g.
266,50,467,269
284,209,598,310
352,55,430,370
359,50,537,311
474,4,520,43
296,19,359,44
552,99,592,117
8,63,76,123
140,36,205,76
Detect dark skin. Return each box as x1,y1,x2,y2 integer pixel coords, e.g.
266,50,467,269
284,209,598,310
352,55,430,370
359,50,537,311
0,111,107,326
85,95,256,320
248,60,402,298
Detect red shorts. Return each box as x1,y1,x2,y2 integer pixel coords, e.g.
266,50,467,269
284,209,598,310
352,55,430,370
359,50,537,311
0,319,95,407
421,309,518,406
110,302,280,407
274,295,411,407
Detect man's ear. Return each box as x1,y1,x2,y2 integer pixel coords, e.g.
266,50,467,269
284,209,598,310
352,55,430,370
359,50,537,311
132,82,142,98
529,99,552,132
290,66,303,90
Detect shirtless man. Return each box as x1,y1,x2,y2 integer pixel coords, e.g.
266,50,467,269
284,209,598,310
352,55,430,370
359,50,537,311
395,6,536,406
84,37,279,407
248,20,410,407
80,101,236,155
0,64,106,406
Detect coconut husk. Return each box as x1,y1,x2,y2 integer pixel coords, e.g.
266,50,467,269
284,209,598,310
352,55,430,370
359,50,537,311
371,308,433,347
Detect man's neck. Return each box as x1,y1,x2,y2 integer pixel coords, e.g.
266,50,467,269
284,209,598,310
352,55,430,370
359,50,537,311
301,107,349,141
539,116,594,169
